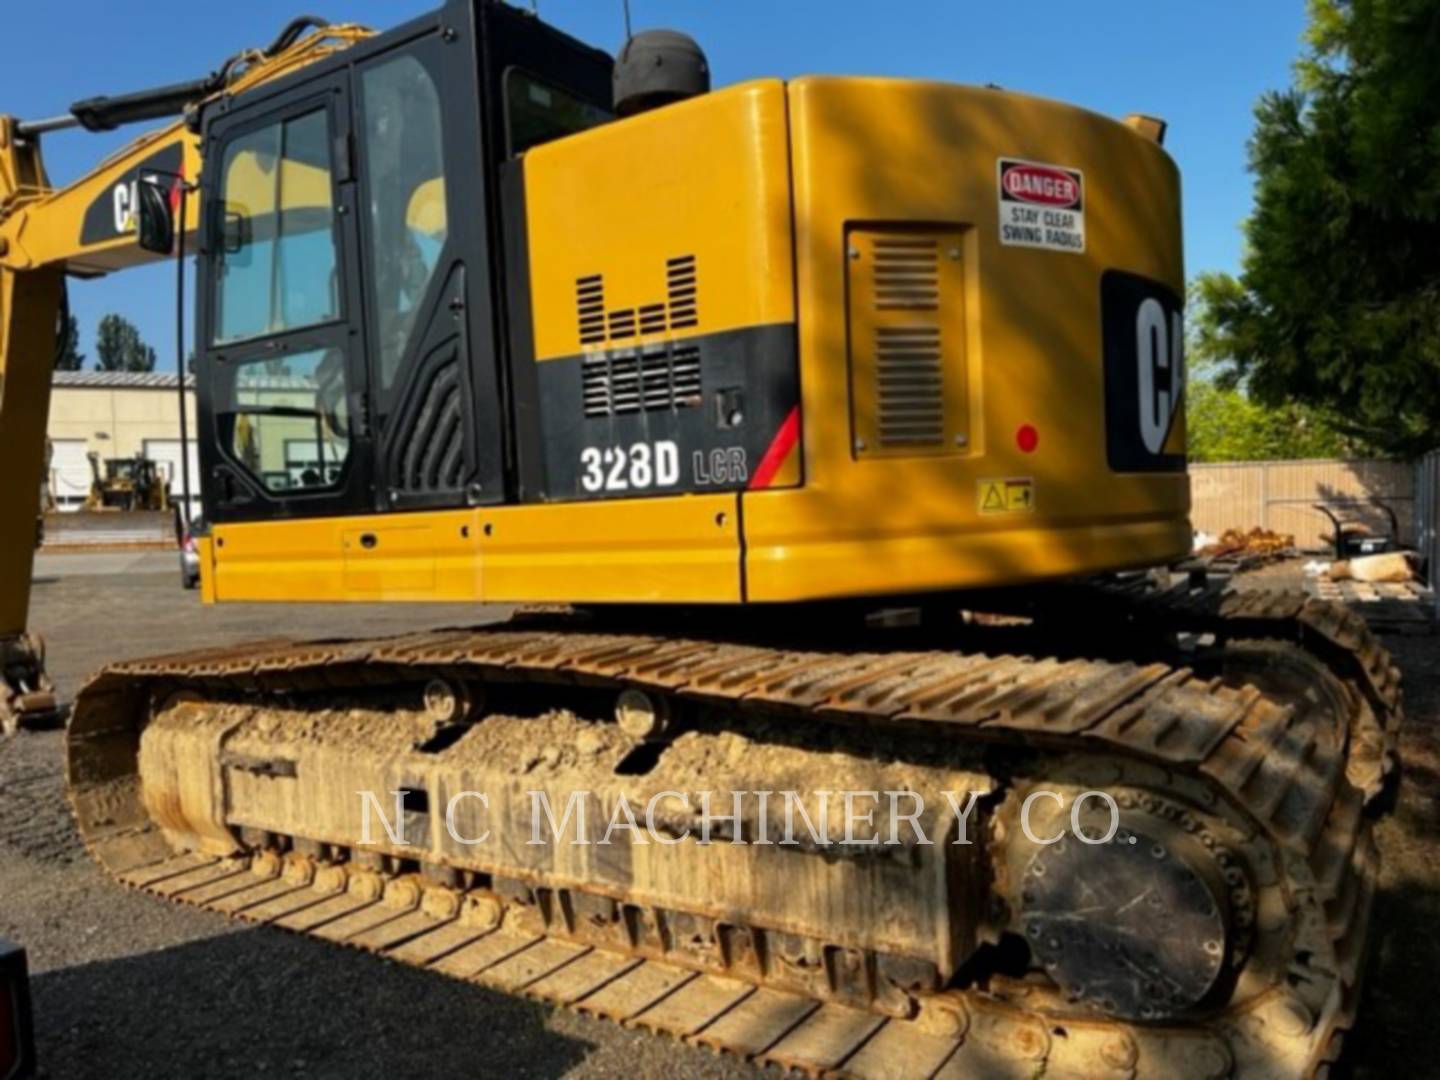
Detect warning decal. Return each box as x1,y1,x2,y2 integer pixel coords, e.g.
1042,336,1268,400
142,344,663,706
978,477,1035,514
998,158,1085,253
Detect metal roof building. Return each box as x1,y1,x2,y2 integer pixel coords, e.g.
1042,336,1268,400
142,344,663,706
48,370,199,516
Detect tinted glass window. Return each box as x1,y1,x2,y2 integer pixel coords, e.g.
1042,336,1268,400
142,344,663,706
361,53,448,391
225,348,350,493
214,109,339,344
506,70,610,155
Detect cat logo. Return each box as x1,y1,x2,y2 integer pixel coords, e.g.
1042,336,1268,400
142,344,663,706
112,180,139,235
78,142,184,246
1102,271,1186,473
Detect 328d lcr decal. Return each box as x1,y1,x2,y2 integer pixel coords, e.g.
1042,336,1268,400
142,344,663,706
1102,271,1185,473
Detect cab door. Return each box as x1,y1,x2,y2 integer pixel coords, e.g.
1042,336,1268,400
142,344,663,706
198,71,374,524
353,29,505,512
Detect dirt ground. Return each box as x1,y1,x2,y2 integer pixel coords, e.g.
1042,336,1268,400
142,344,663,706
1,557,1436,1077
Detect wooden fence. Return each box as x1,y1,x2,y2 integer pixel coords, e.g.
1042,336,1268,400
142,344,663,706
1189,459,1416,552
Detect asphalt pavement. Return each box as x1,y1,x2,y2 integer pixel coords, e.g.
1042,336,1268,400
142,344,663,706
32,551,180,579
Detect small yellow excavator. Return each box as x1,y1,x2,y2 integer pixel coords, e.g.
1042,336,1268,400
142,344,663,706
0,3,1399,1075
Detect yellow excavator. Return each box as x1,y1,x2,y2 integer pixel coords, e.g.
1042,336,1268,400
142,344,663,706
0,3,1400,1075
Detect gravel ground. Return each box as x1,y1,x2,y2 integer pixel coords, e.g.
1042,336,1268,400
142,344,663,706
3,566,755,1080
2,559,1437,1077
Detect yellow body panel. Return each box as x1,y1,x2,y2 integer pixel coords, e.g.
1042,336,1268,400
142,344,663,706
205,76,1188,608
211,494,741,604
743,77,1189,600
523,80,794,360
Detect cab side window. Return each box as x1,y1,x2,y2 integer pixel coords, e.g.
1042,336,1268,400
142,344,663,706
213,108,340,344
360,54,448,391
227,347,350,493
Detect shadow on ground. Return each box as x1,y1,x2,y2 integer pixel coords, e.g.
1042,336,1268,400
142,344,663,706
31,926,595,1079
1346,633,1440,1078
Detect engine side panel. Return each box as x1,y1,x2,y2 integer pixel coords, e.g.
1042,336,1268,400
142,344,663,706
519,79,801,503
741,78,1192,601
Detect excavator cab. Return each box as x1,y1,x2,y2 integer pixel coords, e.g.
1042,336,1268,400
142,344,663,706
154,3,612,529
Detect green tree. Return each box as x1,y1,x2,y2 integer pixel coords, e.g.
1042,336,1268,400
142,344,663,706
94,314,157,373
54,313,84,371
1185,380,1353,462
1194,0,1440,458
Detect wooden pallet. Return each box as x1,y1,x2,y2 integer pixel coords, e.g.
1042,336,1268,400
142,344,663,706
1309,578,1437,635
1175,548,1296,578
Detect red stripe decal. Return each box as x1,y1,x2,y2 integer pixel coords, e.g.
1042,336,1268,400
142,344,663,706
749,406,801,490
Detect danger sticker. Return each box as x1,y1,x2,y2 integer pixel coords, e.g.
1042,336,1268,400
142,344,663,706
978,477,1035,514
998,159,1085,253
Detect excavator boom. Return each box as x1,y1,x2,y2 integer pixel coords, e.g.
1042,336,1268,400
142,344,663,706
0,23,369,728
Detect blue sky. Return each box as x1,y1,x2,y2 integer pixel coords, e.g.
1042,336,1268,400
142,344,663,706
4,0,1307,369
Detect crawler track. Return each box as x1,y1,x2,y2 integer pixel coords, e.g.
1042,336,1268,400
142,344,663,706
66,584,1397,1077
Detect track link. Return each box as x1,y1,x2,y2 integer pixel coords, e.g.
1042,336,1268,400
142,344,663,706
66,585,1395,1078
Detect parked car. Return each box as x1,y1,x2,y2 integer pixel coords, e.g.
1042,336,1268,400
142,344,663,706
180,515,207,590
0,939,35,1079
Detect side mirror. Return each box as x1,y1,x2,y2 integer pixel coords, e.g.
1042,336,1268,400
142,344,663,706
136,175,175,255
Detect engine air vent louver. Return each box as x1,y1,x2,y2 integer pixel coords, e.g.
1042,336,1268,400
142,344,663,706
577,275,606,345
875,326,945,447
872,236,941,311
582,343,702,418
608,308,637,340
573,256,700,347
667,255,698,329
847,228,968,458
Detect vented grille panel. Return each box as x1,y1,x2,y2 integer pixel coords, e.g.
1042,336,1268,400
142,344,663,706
573,256,700,346
390,346,469,494
875,326,945,447
577,275,606,345
582,344,703,418
666,255,698,329
872,236,940,311
847,228,968,457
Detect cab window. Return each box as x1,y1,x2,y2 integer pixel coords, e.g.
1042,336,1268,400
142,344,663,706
360,53,449,391
213,108,340,344
226,347,350,493
505,69,611,155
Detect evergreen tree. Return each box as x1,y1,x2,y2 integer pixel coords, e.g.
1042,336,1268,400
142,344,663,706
53,313,84,371
1192,0,1440,457
94,314,158,373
